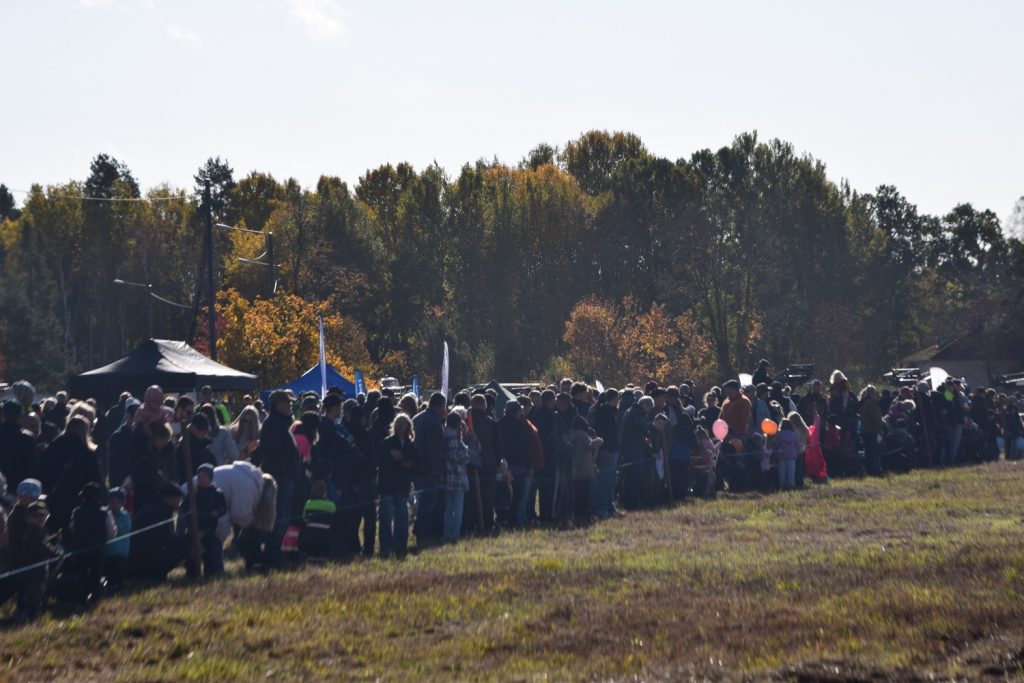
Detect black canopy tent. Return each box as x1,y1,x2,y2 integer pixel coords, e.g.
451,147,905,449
70,339,259,402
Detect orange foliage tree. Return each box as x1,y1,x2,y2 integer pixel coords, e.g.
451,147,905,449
216,288,374,387
562,297,718,387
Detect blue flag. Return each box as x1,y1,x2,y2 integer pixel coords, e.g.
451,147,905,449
412,374,420,398
354,369,366,396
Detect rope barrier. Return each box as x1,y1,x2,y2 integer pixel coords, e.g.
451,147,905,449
0,435,964,583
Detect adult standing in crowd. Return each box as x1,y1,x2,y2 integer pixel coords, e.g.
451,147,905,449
412,393,446,545
253,390,301,568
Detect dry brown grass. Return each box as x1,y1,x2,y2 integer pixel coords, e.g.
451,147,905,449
2,461,1024,681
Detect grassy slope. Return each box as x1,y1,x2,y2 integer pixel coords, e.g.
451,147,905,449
3,462,1024,681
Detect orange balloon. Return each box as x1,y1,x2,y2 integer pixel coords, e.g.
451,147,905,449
730,438,744,452
761,418,778,436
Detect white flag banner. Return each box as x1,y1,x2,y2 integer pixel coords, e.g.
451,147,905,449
441,340,450,398
928,366,949,392
319,316,327,399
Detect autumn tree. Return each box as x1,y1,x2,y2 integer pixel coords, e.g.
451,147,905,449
216,288,374,387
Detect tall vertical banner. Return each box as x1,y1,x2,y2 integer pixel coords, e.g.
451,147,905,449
441,340,450,399
318,316,327,399
354,369,366,396
412,374,420,398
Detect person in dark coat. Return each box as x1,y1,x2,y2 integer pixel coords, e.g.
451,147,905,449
106,399,139,489
192,463,227,576
591,389,620,518
498,402,529,528
175,413,216,484
342,405,377,558
129,421,174,512
531,391,557,521
469,393,502,530
252,391,300,567
411,393,446,544
46,416,102,532
698,392,721,433
128,482,190,582
65,482,114,602
798,380,829,426
620,397,655,510
369,396,397,447
752,359,773,387
377,414,418,557
0,400,37,492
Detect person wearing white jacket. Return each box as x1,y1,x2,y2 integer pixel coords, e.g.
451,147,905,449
212,459,264,541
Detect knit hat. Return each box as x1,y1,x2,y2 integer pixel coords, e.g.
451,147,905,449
17,478,42,499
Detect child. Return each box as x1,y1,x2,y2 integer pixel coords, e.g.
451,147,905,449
193,464,228,577
773,419,800,490
66,482,115,602
441,413,470,543
12,501,60,621
135,385,171,432
105,487,131,592
804,415,829,483
300,480,336,559
752,432,774,493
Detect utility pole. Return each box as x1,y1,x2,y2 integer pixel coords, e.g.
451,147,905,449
204,181,217,360
147,284,154,339
266,230,275,298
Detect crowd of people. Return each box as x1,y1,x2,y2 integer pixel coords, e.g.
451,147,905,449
0,364,1021,622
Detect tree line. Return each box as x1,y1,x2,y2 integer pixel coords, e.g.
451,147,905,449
1,130,1021,391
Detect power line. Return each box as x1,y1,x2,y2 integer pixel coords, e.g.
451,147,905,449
7,188,191,203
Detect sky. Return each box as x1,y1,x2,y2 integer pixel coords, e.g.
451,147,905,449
3,0,1022,221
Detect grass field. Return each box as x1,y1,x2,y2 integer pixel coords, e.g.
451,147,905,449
3,462,1024,681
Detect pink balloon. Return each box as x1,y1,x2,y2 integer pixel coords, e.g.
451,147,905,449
712,418,729,441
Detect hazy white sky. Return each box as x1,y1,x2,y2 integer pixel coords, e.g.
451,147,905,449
4,0,1022,220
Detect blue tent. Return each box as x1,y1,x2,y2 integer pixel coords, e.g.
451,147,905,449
262,364,356,402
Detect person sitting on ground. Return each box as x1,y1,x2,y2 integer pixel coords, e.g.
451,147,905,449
105,487,131,592
299,479,336,559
